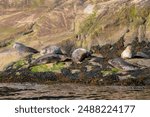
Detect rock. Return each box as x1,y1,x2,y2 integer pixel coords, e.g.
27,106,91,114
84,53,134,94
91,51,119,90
72,48,91,63
65,62,72,68
61,68,71,76
121,45,133,59
71,69,80,74
32,54,71,65
85,65,93,72
84,69,101,79
108,58,140,71
40,45,65,55
13,42,39,54
143,78,150,85
61,68,79,80
84,4,95,14
89,60,102,67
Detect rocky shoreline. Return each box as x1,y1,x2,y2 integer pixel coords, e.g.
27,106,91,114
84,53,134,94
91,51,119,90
0,38,150,86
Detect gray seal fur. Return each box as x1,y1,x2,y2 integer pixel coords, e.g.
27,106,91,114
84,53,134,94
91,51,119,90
32,54,71,65
121,44,150,59
72,48,91,62
134,52,150,59
121,45,133,59
13,42,39,54
40,45,64,55
108,58,140,71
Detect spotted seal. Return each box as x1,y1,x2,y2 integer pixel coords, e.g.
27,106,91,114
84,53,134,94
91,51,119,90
40,45,65,55
108,58,140,71
121,45,133,59
32,54,71,65
121,44,150,59
13,42,39,54
134,52,150,59
71,48,91,62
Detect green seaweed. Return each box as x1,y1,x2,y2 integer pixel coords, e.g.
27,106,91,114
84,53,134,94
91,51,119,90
101,68,120,76
31,64,50,73
31,62,65,73
13,60,27,68
50,62,65,72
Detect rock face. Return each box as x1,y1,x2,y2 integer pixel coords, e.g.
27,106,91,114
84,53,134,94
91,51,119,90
0,0,150,86
0,0,150,50
71,48,91,62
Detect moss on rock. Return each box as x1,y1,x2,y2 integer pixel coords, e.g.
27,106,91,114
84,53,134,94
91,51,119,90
30,62,65,73
101,68,120,77
13,59,28,69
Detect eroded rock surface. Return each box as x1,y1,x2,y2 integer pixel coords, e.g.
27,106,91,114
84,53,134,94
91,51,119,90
0,0,150,86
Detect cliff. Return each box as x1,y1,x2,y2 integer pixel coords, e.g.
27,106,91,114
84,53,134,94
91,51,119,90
0,0,150,70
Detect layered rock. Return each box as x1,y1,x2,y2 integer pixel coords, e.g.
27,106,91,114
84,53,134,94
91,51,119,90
0,0,150,85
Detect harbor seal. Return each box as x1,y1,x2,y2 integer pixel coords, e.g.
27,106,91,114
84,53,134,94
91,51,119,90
121,44,133,59
121,43,150,59
40,45,65,55
134,52,150,59
32,54,71,65
13,42,39,54
72,48,91,62
108,58,139,71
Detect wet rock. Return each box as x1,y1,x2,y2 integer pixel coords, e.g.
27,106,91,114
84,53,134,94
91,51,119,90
72,48,91,63
143,78,150,85
108,58,140,71
80,67,87,72
84,69,101,79
61,68,79,80
85,65,93,72
61,68,71,76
